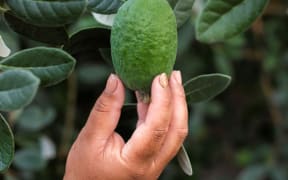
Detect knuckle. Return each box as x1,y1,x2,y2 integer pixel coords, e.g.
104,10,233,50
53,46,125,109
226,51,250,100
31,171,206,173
152,128,169,142
162,96,171,105
150,93,172,112
94,97,110,113
156,99,171,112
175,88,186,103
178,88,186,99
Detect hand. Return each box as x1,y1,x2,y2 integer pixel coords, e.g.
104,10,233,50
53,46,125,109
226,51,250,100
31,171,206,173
64,71,188,180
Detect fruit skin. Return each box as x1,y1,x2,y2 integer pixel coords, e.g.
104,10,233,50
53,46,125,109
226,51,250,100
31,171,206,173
111,0,177,95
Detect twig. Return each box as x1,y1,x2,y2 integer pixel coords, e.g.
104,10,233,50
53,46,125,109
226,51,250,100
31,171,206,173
260,73,283,125
58,72,77,159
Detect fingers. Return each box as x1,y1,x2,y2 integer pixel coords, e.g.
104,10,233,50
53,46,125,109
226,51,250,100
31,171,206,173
122,73,172,163
157,71,188,165
135,91,148,127
81,74,125,142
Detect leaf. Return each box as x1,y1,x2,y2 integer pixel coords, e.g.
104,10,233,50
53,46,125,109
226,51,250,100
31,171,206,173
237,165,267,180
173,0,195,28
99,48,113,65
196,0,269,43
167,0,179,8
0,35,11,58
0,114,14,172
16,105,56,131
177,19,194,55
177,145,193,176
0,70,40,111
64,27,111,62
0,29,20,56
4,12,69,45
92,12,116,27
0,47,76,86
6,0,87,27
68,14,110,35
39,136,56,160
13,147,46,171
184,73,231,104
88,0,123,14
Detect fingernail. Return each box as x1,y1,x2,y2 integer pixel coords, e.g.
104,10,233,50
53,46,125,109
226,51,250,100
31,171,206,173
105,74,118,94
159,73,168,88
174,71,182,84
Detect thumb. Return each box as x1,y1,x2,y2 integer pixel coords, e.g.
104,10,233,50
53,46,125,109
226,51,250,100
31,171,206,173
82,74,125,141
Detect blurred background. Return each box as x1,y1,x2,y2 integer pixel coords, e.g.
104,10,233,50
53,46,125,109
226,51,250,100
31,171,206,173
1,0,288,179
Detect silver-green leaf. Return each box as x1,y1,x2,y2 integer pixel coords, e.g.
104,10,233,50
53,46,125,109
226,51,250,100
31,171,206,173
237,165,268,180
196,0,269,43
0,70,40,111
0,114,14,172
0,47,76,86
167,0,178,8
6,0,87,27
64,28,110,62
16,105,56,132
184,73,231,104
4,12,68,45
173,0,195,28
88,0,123,14
177,145,193,176
13,147,46,171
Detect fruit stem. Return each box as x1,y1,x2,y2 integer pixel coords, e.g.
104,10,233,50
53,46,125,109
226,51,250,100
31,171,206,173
138,91,151,104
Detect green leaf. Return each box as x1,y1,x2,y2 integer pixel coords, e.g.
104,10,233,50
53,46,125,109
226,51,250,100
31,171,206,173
184,73,231,104
4,12,68,45
64,27,110,62
16,105,56,132
177,19,194,55
237,165,267,180
173,0,195,28
68,13,111,37
0,70,40,111
167,0,178,8
99,48,113,65
0,35,11,57
6,0,87,27
196,0,269,43
0,47,76,86
177,145,193,176
88,0,123,14
0,114,14,172
92,12,116,27
13,147,46,171
68,14,109,35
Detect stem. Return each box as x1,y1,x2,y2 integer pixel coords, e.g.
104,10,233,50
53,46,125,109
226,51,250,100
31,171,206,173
260,72,287,165
260,73,283,125
138,91,151,103
7,109,22,128
58,72,77,158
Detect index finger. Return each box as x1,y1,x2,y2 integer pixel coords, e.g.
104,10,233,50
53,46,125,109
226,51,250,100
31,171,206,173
121,73,172,163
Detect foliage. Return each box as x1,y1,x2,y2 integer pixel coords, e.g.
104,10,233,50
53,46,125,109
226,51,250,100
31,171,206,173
0,114,14,173
0,0,280,179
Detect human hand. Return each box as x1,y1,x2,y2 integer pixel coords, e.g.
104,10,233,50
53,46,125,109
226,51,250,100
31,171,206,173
64,71,188,180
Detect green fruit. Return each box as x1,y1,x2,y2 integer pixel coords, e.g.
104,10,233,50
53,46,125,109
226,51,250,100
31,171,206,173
111,0,177,99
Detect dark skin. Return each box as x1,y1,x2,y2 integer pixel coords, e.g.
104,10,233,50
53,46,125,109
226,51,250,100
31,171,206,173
64,71,188,180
